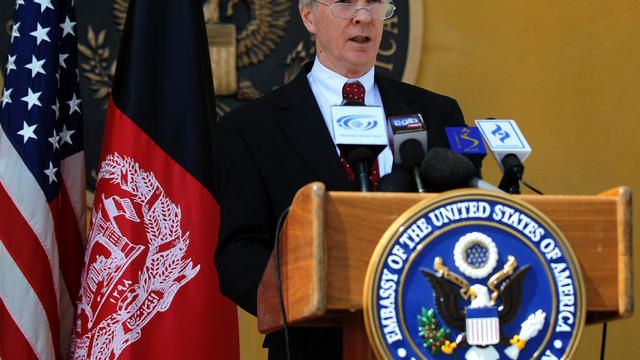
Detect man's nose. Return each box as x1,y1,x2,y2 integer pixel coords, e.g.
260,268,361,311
353,6,372,23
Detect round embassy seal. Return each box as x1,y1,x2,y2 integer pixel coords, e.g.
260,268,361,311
363,190,585,360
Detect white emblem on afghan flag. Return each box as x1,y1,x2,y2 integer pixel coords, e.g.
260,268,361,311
70,153,200,360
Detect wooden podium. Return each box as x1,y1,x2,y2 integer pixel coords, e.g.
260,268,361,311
257,182,633,358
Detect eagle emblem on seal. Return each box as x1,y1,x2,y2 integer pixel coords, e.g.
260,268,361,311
420,233,545,360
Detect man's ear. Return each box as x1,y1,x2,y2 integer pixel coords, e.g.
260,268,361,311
299,5,316,34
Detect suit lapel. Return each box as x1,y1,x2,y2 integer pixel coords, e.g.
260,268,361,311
274,64,352,190
376,72,413,118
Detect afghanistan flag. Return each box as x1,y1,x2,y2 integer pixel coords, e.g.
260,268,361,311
69,0,240,358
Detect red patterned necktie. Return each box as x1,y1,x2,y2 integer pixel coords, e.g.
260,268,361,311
339,81,380,188
342,81,366,104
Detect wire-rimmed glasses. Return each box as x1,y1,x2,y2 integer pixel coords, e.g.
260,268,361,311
313,0,396,20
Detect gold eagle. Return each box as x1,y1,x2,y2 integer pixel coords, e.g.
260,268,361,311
113,0,292,69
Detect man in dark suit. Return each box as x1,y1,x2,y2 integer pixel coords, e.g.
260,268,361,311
212,0,479,358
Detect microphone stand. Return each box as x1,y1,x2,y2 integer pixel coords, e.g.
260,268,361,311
354,160,372,192
498,154,524,194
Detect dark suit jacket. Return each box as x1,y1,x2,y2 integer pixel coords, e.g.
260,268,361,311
212,63,477,358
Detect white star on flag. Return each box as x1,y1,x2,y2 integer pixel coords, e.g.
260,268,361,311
52,98,60,118
48,129,60,150
34,0,55,13
25,55,47,78
2,88,13,108
59,124,75,145
11,21,20,42
67,93,81,114
43,161,58,183
30,23,51,45
6,54,17,74
59,53,69,69
17,121,38,143
1,0,87,357
21,88,43,109
60,16,76,37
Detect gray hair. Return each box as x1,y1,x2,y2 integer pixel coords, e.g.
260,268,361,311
299,0,317,10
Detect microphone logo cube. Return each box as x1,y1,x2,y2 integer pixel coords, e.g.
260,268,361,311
445,127,487,156
390,115,424,131
330,105,388,145
387,114,427,164
475,119,532,169
475,120,531,152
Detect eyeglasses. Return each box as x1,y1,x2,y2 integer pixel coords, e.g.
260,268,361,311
313,1,396,20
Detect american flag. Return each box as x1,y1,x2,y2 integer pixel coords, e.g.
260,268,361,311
0,0,86,359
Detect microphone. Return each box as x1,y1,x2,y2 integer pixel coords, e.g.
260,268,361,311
420,147,505,193
399,139,426,192
388,114,428,192
388,114,427,163
445,126,487,160
345,147,378,192
331,103,388,191
474,119,531,194
377,168,415,192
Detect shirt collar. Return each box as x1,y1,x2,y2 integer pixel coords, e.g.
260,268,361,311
309,57,376,104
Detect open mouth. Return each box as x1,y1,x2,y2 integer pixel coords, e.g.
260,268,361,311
350,36,371,43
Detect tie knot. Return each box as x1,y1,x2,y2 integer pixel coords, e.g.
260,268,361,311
342,81,365,104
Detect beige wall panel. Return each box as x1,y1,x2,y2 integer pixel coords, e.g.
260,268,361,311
238,307,267,360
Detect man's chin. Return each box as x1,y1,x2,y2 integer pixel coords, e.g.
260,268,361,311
344,54,376,70
339,62,376,78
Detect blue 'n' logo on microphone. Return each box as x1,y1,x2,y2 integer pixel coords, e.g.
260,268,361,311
491,124,511,142
336,115,378,131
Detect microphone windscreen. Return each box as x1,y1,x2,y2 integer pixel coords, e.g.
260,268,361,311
377,170,415,192
501,153,524,176
346,147,376,165
399,139,425,170
343,100,363,106
420,147,477,191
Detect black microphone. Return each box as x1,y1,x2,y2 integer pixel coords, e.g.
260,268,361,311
420,147,504,193
388,114,428,193
399,139,426,192
474,119,533,194
332,100,386,192
377,168,415,192
345,147,378,192
499,153,525,194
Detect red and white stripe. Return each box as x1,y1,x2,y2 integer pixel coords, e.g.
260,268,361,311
0,125,85,359
466,317,500,346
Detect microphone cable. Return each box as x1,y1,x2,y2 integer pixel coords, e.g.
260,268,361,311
274,206,291,360
520,177,543,194
600,322,608,360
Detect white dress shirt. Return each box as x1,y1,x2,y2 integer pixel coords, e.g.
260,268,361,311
306,58,393,177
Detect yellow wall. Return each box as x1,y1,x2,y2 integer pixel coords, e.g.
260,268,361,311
238,1,639,358
238,307,268,359
419,1,639,358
